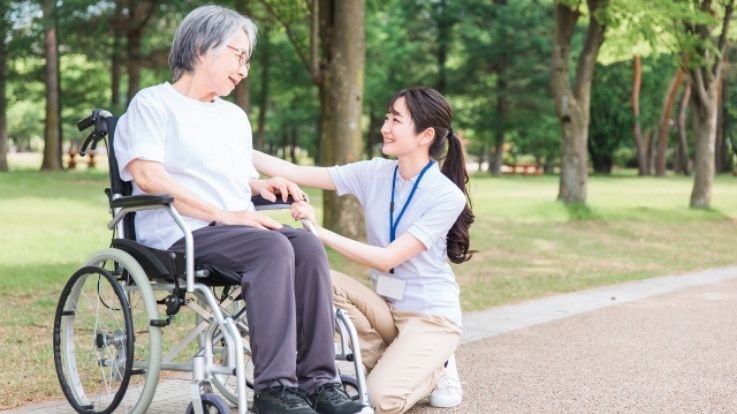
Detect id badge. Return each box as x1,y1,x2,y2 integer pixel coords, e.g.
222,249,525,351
376,275,405,301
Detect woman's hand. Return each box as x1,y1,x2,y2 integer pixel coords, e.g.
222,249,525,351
290,200,317,224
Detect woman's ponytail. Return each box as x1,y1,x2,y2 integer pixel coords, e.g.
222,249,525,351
441,130,475,264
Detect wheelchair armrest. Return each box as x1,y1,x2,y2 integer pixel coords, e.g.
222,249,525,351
252,194,296,211
110,193,174,209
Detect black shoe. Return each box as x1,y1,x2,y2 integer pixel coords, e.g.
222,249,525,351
253,384,317,414
309,383,371,414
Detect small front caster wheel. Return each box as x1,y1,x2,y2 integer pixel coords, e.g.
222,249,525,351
185,393,230,414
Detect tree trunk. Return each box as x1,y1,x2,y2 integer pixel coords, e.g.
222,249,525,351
723,64,733,166
318,0,366,239
290,125,298,164
715,76,727,172
127,27,142,104
690,86,719,207
687,0,734,208
233,0,251,112
364,110,380,159
41,0,62,171
552,0,607,204
126,0,156,104
255,27,270,151
234,78,250,112
477,144,486,173
655,68,685,176
631,54,648,175
0,2,8,172
676,83,691,175
490,66,508,176
110,0,124,111
112,35,123,110
647,126,657,175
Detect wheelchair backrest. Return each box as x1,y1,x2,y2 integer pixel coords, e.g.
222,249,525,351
78,109,136,240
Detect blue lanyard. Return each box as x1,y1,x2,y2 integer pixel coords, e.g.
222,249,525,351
390,160,434,243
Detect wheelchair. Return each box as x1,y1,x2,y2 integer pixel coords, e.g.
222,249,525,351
52,109,371,414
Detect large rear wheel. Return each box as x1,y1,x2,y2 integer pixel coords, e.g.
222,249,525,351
53,265,133,414
85,248,163,414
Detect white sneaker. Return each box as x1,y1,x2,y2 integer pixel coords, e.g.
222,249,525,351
429,354,462,408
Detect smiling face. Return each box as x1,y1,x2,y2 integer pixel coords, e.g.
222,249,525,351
380,96,433,157
197,29,251,100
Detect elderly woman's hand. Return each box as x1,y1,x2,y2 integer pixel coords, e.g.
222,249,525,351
251,177,306,203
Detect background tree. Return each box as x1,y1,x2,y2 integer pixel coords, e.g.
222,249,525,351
681,0,735,208
655,67,685,175
0,1,9,172
589,61,631,173
40,0,62,171
263,0,366,239
675,80,692,174
551,0,609,204
455,0,553,175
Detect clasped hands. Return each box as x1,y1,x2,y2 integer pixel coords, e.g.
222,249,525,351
215,176,316,230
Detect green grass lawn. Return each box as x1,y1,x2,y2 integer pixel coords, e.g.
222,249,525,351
3,159,737,408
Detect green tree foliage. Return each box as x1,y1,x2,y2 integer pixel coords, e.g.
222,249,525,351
589,61,631,173
453,0,556,174
1,0,734,201
589,55,677,173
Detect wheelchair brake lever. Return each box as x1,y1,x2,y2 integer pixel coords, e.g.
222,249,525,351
79,132,95,156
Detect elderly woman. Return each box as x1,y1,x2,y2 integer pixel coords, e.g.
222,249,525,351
114,5,369,414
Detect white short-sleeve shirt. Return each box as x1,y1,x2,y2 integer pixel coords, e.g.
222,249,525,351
114,82,258,249
329,158,467,327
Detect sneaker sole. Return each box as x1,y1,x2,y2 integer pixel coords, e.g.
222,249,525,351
429,398,462,408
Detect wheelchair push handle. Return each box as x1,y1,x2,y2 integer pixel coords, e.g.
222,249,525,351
77,109,113,156
251,194,318,236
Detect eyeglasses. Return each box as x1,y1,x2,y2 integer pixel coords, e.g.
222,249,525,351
226,45,251,72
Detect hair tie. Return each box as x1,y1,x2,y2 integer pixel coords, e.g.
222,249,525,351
447,128,454,139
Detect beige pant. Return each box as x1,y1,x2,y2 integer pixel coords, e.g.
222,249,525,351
331,270,462,414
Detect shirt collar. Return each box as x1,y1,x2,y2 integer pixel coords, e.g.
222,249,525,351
393,160,439,189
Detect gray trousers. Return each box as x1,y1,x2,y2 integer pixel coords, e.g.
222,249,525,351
169,224,337,394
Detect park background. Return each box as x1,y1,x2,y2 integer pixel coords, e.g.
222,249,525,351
2,0,737,410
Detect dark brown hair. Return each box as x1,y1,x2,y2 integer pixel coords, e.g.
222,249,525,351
386,87,475,263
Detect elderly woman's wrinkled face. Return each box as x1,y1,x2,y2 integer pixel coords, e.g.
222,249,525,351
199,30,251,98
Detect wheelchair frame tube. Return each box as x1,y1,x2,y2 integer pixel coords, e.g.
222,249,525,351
335,308,371,407
109,205,246,414
197,284,248,414
108,204,195,293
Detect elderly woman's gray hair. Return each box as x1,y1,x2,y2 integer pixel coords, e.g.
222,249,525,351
168,5,257,81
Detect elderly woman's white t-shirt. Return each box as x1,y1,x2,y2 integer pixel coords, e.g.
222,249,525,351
329,158,466,327
114,82,258,250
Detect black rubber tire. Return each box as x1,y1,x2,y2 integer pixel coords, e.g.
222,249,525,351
185,393,231,414
53,265,134,414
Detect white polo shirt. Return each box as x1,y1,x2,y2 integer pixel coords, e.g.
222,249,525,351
329,158,466,327
114,82,258,249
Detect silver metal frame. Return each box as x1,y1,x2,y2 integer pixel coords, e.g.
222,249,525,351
108,203,248,414
106,191,372,412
